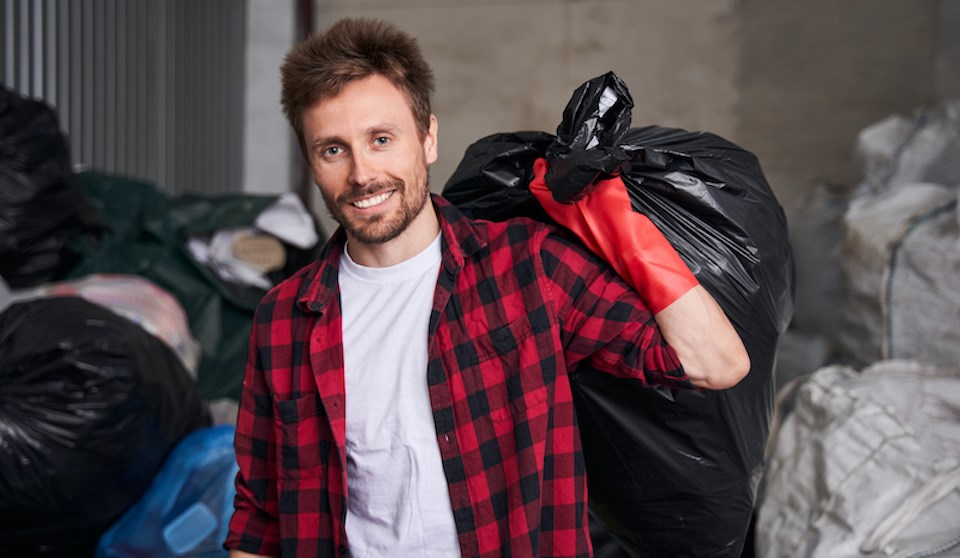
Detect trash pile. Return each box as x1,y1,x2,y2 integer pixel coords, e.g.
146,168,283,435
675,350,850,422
755,101,960,557
0,297,210,555
0,87,323,556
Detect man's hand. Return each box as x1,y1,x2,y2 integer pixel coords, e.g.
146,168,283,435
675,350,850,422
229,550,272,558
530,158,749,388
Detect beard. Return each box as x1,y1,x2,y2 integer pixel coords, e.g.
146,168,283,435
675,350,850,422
322,168,431,245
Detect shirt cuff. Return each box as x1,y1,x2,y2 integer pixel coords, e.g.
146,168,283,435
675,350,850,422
224,507,281,557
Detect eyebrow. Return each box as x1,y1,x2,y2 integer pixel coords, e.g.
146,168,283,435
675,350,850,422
310,123,402,151
310,135,345,151
368,123,401,136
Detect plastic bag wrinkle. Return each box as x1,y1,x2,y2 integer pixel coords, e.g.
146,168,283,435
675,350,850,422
545,72,634,203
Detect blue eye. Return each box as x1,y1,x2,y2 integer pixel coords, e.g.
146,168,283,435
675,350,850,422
374,137,390,146
323,146,342,156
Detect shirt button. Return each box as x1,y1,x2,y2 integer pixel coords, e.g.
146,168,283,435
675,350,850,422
339,545,349,555
443,434,450,443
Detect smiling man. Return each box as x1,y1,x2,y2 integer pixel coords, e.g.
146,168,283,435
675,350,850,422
225,17,748,558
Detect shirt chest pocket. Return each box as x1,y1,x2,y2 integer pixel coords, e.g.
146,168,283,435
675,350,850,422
274,392,331,478
465,313,552,424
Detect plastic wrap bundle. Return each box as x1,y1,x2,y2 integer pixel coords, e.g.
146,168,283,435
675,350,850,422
0,297,210,557
757,360,960,558
7,274,202,375
0,87,101,288
97,425,239,558
444,72,794,556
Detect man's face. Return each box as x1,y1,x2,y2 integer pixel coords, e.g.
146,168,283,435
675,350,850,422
302,74,438,246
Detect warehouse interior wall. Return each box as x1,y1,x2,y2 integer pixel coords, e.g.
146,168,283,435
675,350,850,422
295,1,955,217
737,0,947,212
937,0,960,103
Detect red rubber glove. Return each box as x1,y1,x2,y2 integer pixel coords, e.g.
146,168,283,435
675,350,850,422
530,157,698,313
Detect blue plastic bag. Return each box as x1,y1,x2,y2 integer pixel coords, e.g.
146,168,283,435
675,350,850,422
96,425,238,558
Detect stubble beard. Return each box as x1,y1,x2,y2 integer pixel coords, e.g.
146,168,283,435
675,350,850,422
323,167,431,245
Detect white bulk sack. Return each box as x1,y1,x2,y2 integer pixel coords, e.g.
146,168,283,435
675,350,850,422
839,100,960,367
757,360,960,558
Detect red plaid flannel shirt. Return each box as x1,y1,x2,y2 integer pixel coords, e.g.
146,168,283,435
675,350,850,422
225,196,689,557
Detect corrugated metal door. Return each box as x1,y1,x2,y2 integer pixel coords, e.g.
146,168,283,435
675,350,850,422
0,0,246,195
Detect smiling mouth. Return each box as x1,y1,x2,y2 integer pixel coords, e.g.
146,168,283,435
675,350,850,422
352,190,393,209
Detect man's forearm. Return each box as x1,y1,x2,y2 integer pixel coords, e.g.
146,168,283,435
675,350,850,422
229,550,272,558
654,285,749,389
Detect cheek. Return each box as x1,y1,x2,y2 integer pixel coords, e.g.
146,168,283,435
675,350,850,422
311,164,343,191
308,158,323,181
312,176,341,207
400,149,431,179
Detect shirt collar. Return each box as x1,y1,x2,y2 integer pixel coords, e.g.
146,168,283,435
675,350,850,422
297,195,487,314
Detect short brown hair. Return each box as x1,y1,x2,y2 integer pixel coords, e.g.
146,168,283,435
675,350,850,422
280,18,435,154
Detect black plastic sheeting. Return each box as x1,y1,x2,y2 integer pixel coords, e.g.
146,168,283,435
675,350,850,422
0,297,210,557
0,87,102,288
444,72,794,557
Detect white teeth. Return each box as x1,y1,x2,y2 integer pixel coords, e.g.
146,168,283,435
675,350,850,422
353,191,392,209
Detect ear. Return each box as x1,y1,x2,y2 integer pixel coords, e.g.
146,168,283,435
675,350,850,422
423,114,438,165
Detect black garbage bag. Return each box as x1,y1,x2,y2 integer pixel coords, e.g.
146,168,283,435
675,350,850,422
444,72,794,557
0,297,211,557
0,87,102,288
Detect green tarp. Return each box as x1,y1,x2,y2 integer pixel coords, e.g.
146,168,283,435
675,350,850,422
69,172,320,400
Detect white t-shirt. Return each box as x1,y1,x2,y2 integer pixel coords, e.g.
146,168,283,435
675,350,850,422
338,234,460,557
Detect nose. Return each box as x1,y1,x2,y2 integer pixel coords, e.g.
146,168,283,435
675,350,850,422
348,150,378,187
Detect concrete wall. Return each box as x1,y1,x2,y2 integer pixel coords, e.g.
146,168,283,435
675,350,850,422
241,0,956,233
242,0,295,195
737,0,942,211
939,0,960,101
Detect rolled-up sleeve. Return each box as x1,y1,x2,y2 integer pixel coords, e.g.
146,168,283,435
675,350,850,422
539,230,693,389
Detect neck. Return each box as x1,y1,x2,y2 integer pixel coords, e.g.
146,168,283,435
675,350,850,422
345,202,441,267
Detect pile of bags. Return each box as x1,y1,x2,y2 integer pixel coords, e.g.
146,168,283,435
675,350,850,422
756,101,960,557
0,87,322,556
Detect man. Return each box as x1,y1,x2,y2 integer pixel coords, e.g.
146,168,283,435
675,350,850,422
226,17,748,558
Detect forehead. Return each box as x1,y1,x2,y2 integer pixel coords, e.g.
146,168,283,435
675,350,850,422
305,74,417,137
